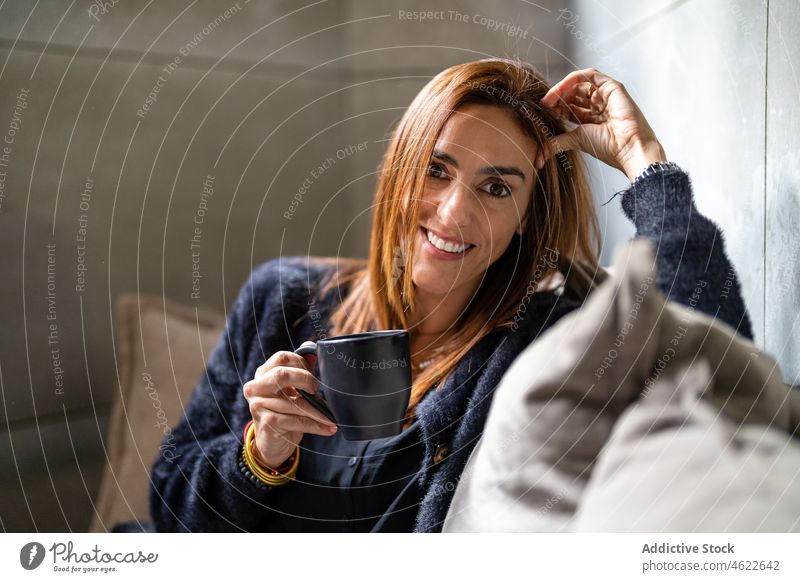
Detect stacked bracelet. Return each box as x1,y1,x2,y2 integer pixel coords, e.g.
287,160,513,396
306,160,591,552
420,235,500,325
239,420,300,487
238,446,270,490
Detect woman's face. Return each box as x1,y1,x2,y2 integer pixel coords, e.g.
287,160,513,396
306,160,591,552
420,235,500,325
411,103,538,299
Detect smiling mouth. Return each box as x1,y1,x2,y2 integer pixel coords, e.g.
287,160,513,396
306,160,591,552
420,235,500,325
421,227,475,255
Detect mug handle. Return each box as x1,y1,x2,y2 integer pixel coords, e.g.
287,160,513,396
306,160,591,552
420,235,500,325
294,341,338,425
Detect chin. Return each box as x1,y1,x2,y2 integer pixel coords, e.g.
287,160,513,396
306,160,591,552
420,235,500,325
412,262,479,297
412,270,456,296
416,281,460,297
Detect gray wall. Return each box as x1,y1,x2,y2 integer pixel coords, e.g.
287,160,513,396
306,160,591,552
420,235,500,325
0,0,351,531
766,0,800,389
568,0,798,384
0,0,796,532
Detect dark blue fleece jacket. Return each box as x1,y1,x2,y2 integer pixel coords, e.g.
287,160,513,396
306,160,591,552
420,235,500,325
148,164,753,533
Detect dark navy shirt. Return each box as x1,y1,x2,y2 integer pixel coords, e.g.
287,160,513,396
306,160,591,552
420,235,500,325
271,419,426,532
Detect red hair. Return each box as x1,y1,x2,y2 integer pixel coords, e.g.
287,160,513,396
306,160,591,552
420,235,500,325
314,58,600,420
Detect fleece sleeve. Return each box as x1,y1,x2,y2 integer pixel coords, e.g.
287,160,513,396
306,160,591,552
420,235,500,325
618,164,754,341
149,259,295,532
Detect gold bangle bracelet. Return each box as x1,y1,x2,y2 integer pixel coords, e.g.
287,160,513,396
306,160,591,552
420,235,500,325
244,424,298,485
242,422,299,486
243,436,297,485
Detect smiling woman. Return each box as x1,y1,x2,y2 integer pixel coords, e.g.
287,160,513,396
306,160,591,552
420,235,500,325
320,59,601,420
149,58,753,534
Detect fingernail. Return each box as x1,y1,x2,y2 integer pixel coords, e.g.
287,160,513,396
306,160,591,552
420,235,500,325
328,425,337,432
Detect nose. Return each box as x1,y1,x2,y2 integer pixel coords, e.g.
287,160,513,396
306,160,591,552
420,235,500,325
435,179,476,230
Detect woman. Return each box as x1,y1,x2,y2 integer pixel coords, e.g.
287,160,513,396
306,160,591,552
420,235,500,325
149,59,753,532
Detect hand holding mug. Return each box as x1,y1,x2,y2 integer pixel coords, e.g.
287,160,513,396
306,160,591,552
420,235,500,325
242,350,338,469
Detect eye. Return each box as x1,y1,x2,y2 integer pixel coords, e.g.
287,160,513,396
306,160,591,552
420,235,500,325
426,162,449,180
481,180,512,198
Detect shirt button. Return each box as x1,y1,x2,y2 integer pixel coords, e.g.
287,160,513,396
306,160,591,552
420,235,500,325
433,444,449,464
348,456,358,467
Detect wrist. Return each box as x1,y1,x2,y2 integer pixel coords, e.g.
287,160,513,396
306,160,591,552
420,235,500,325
241,420,299,486
253,442,293,471
243,419,292,470
621,140,667,182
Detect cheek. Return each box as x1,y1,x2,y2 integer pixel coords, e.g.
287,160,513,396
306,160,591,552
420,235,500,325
418,187,437,215
482,211,521,256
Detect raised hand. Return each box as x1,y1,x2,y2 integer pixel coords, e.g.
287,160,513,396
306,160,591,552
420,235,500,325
536,67,667,181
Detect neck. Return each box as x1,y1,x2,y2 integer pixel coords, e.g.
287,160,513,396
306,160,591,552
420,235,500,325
407,281,476,336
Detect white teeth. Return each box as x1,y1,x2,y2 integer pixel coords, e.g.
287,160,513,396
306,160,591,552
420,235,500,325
426,229,470,253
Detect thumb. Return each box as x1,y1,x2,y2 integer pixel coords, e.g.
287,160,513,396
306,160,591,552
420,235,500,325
536,129,585,169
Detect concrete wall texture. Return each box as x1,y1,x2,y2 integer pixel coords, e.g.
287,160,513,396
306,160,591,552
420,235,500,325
569,0,797,383
0,0,796,531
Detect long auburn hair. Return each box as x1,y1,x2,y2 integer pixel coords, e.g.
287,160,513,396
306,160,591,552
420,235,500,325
313,58,600,420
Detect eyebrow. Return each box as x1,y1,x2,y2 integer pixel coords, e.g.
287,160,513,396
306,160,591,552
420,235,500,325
432,149,527,182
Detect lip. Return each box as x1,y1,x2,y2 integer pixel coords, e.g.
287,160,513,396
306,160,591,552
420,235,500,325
419,227,475,261
424,226,471,246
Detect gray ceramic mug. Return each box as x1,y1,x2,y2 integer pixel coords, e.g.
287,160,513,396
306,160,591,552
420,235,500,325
294,330,412,441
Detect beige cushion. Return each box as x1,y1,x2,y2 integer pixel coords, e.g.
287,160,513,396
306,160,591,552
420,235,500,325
89,294,225,532
443,238,800,532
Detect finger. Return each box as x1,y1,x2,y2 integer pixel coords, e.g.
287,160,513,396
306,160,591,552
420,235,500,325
538,130,587,168
540,68,613,108
251,395,336,431
565,103,607,124
260,410,338,437
568,81,598,104
568,93,606,118
573,92,605,112
541,88,600,127
266,393,337,427
540,69,610,108
536,135,563,169
244,365,321,399
589,86,606,112
540,81,583,112
546,89,612,128
573,95,590,109
550,102,583,125
256,350,318,379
